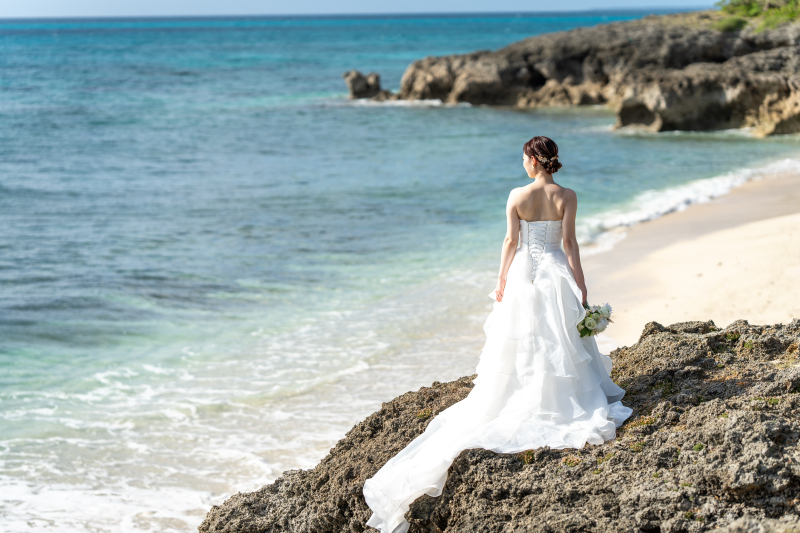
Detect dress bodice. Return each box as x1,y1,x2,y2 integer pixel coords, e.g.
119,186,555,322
519,219,563,282
519,219,563,246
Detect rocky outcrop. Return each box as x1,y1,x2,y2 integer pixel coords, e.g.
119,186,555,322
342,70,396,100
342,70,381,99
200,318,800,532
616,45,800,135
350,11,800,135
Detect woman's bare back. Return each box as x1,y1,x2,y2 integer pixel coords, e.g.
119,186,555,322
512,181,571,222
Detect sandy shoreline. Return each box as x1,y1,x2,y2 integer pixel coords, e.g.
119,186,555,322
584,170,800,349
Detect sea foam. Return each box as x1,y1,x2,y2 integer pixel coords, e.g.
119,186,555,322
578,157,800,255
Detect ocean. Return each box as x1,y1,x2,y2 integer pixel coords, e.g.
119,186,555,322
2,11,800,532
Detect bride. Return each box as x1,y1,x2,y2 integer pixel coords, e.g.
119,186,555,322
362,136,633,533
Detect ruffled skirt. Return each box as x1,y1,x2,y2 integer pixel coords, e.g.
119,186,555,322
363,245,633,533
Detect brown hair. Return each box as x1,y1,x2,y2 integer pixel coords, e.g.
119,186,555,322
523,136,562,174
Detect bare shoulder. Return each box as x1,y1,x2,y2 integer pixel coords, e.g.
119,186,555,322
556,185,577,204
560,187,578,202
507,186,526,204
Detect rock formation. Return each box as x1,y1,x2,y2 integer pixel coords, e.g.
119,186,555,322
342,70,396,100
200,318,800,532
347,11,800,136
616,45,800,136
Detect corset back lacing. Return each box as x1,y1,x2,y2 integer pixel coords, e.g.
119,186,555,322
520,220,563,284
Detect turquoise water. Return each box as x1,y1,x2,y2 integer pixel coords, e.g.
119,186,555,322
2,11,800,532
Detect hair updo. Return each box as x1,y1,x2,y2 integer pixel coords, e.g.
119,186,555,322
523,136,562,174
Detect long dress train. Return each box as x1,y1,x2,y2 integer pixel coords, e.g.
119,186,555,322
362,219,633,533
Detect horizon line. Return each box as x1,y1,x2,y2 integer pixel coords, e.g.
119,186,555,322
0,6,713,22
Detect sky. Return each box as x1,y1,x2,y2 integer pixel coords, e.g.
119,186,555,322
0,1,717,19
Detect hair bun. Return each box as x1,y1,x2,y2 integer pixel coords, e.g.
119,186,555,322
524,136,562,174
540,157,562,174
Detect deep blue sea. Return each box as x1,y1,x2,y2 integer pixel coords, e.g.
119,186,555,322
2,11,800,532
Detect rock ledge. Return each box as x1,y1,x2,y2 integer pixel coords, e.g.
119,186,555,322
201,318,800,532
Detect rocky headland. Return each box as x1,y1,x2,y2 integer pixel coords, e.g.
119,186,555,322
201,319,800,532
343,11,800,136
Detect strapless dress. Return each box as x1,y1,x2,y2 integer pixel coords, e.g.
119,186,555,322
363,219,633,533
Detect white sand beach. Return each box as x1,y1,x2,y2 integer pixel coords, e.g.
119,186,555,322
585,172,800,348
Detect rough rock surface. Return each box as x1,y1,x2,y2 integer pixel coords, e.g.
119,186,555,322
616,45,800,135
365,11,800,135
717,516,800,532
200,319,800,532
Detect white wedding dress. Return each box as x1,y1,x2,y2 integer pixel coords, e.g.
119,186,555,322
363,219,633,533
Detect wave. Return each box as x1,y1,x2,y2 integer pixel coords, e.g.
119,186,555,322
348,98,472,108
577,156,800,255
0,278,489,533
0,476,217,533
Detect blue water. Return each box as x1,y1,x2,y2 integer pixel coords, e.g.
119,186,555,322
2,11,800,532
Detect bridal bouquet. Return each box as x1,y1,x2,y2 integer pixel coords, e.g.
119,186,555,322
577,303,612,337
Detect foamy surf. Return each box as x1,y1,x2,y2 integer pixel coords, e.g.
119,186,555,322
349,97,473,108
0,268,492,533
578,157,800,255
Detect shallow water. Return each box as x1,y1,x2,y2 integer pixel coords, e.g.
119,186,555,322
2,11,800,532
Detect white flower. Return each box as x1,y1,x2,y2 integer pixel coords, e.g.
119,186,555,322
600,304,612,318
597,317,609,332
584,317,597,330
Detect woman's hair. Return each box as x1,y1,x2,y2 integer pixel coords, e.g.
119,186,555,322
523,136,562,174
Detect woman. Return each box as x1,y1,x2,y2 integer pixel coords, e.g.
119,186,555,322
363,136,632,533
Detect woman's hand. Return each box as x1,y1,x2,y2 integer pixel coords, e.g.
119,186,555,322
494,277,507,302
579,283,588,306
